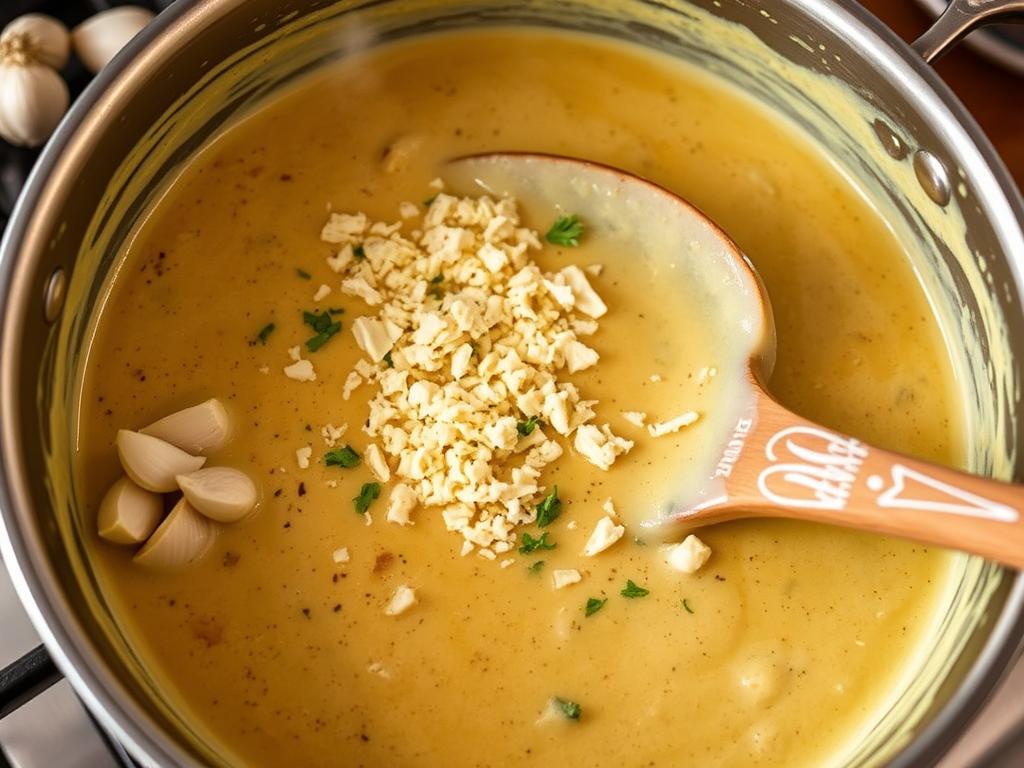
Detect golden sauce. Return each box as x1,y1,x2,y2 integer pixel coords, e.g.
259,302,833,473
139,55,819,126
77,29,962,766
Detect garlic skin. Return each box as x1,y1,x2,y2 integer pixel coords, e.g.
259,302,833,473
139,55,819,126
141,398,231,455
134,498,215,571
176,467,258,523
0,60,68,148
97,476,164,544
1,14,71,70
72,6,154,75
116,429,206,493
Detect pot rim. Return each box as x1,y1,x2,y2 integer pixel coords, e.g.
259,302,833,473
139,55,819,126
1,1,1023,766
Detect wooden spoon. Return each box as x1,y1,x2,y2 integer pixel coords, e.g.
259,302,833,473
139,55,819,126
449,152,1024,568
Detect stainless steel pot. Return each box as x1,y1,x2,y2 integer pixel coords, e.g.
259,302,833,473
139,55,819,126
1,0,1023,765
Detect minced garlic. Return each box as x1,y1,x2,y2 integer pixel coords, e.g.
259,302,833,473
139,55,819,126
319,192,635,559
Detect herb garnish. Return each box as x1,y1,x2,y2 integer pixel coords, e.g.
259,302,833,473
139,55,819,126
423,195,437,207
428,274,444,300
545,214,584,247
527,560,546,574
354,482,381,514
296,268,312,280
536,486,562,527
383,351,394,368
353,245,366,260
620,579,649,598
303,309,342,352
256,322,275,345
519,531,556,554
325,445,361,468
517,415,541,436
585,597,607,617
327,307,345,315
681,598,694,614
553,698,582,720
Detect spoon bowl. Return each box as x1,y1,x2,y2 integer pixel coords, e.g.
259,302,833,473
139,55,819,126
450,152,1024,569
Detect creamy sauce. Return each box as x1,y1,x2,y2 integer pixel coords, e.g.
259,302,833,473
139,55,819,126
76,29,963,766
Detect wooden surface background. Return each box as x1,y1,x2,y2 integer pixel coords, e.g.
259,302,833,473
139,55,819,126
857,4,1023,765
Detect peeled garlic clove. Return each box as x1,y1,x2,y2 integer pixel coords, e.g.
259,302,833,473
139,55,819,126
134,498,214,570
0,61,68,148
71,6,154,75
140,399,230,455
176,467,257,523
116,429,205,493
1,14,71,69
97,476,164,544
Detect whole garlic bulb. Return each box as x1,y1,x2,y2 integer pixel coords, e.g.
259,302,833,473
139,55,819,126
0,63,68,149
0,14,70,70
72,6,155,75
0,14,71,147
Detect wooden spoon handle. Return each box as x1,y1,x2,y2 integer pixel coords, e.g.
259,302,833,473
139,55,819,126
714,389,1024,568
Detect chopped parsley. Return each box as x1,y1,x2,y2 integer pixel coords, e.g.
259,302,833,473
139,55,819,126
255,322,275,345
383,351,394,368
527,560,546,574
327,307,345,315
519,531,556,554
516,415,541,436
682,598,694,614
296,268,312,280
620,579,649,598
536,486,562,527
325,445,361,468
553,698,582,720
423,195,437,207
303,309,342,352
354,482,381,514
429,274,444,300
545,214,584,247
353,245,366,260
585,597,607,617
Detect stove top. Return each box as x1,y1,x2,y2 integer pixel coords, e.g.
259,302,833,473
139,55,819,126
0,1,1021,766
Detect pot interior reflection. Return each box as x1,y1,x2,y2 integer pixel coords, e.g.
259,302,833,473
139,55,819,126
8,1,1021,766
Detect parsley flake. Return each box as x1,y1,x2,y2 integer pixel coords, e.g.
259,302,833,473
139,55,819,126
553,698,582,720
585,597,607,617
527,560,546,574
620,579,649,598
536,486,562,527
303,309,341,352
353,245,366,260
354,482,381,514
423,195,437,207
383,351,394,368
325,445,361,468
682,598,695,614
519,531,556,554
516,415,541,436
256,322,275,345
296,268,312,280
545,214,584,247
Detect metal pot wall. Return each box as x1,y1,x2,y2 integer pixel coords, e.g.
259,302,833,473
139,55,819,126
1,0,1024,765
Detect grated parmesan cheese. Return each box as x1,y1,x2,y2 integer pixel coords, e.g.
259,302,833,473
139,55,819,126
319,192,637,558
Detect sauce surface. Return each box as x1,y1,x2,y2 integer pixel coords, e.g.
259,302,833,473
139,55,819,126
78,29,962,766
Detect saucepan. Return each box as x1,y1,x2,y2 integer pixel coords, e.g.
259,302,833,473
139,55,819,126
1,0,1023,765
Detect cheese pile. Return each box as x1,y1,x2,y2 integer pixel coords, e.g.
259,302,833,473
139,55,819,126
318,190,635,559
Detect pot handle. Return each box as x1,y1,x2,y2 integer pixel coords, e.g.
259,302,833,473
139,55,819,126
912,0,1024,63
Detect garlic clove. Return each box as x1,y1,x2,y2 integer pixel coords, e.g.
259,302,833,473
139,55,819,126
97,476,164,544
176,467,258,523
116,429,205,493
1,14,71,70
0,61,68,148
134,497,215,570
71,6,154,75
140,398,231,455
